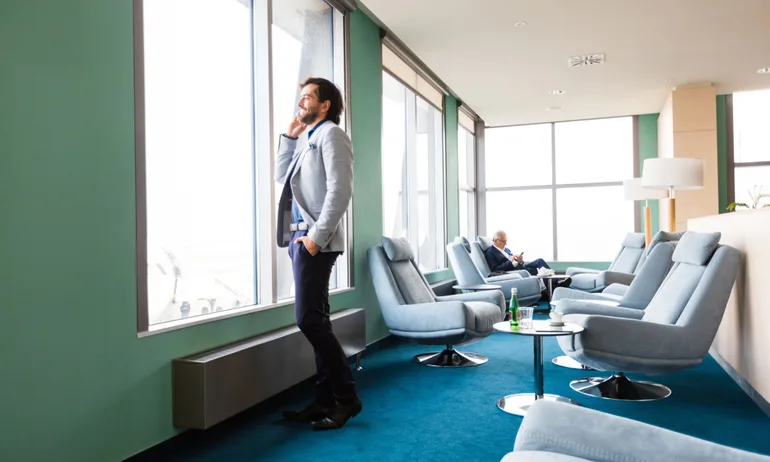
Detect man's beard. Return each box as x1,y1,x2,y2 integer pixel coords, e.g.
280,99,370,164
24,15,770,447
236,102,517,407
298,108,318,124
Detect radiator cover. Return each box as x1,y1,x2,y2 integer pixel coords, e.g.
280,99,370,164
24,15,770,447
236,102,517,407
172,308,366,429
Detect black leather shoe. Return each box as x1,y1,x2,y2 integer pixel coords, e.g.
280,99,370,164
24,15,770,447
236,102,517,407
311,399,362,430
283,401,334,423
557,277,572,288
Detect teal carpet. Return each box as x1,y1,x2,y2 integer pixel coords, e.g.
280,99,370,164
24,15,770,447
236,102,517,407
131,311,770,461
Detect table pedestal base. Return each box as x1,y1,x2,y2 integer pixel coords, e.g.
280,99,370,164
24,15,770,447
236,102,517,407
497,393,580,417
552,355,593,370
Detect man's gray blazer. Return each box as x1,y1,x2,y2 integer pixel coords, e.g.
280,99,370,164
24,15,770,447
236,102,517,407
275,120,353,253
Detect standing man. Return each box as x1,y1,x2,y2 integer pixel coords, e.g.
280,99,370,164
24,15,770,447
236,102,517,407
276,77,361,430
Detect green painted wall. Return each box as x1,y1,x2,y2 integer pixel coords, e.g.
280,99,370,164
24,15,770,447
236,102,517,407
0,4,396,461
638,113,661,236
716,95,730,213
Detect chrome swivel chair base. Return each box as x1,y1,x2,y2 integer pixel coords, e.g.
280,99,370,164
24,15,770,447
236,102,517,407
570,373,671,401
414,347,488,367
552,355,594,370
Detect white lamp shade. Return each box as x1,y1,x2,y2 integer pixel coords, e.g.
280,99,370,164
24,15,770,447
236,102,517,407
623,178,668,201
641,158,704,190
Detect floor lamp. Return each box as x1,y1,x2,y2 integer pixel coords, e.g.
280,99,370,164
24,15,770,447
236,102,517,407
623,178,667,246
641,158,705,232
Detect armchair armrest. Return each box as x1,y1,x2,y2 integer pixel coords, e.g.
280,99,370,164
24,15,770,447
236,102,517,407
602,283,629,296
551,287,621,303
554,299,643,319
437,290,505,314
382,301,468,333
496,277,542,298
513,400,769,462
596,271,635,287
487,273,523,282
566,266,602,276
565,315,697,359
511,269,531,279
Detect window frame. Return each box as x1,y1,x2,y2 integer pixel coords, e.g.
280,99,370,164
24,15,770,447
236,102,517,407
380,66,448,272
725,93,770,208
480,115,640,261
458,121,477,240
133,0,354,335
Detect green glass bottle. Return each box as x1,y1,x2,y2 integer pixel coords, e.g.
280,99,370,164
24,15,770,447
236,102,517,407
509,288,520,328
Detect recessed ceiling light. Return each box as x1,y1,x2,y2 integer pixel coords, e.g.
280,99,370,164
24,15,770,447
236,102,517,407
514,21,527,27
758,67,770,74
547,106,562,111
550,90,566,95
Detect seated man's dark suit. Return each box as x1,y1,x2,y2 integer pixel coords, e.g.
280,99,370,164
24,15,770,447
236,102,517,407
484,246,551,276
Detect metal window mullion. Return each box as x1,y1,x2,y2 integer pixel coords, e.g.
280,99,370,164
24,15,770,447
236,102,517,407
632,115,641,233
335,10,351,288
254,0,275,304
427,105,438,267
467,132,477,238
133,0,149,333
475,119,486,237
405,90,419,260
551,123,558,261
734,161,770,168
486,181,623,192
426,104,448,268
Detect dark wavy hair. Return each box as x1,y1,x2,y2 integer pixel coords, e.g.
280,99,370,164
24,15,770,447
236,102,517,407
300,77,344,125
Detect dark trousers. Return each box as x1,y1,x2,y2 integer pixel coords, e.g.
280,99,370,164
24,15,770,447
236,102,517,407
522,258,550,276
289,230,357,405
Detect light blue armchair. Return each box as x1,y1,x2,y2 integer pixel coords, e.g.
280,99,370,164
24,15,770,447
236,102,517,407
549,241,677,370
448,238,542,306
557,231,740,401
598,230,685,299
566,233,646,292
502,400,770,462
368,236,506,368
552,239,677,315
467,236,533,280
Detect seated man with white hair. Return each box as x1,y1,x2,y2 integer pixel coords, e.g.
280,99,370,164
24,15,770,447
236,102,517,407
484,230,571,287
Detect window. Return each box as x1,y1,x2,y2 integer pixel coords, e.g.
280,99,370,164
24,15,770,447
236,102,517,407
731,90,770,208
485,124,552,188
135,0,350,331
486,189,554,260
485,117,635,261
458,114,477,240
271,0,346,300
381,70,446,272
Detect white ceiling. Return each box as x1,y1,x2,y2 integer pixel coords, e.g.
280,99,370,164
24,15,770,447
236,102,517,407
361,0,770,127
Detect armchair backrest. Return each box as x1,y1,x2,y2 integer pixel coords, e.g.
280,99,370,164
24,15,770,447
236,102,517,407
647,230,685,255
367,237,436,309
608,233,646,274
446,241,486,286
623,230,684,278
469,241,493,277
618,242,675,309
642,231,739,356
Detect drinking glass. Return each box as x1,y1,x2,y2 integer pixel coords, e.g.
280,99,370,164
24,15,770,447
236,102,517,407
519,307,534,329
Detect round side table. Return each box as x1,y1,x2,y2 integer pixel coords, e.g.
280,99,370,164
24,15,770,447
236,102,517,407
493,320,584,416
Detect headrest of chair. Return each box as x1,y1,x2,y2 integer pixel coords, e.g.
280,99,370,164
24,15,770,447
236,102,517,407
381,236,414,262
672,231,721,265
648,230,685,254
477,236,494,251
621,233,646,249
454,236,471,252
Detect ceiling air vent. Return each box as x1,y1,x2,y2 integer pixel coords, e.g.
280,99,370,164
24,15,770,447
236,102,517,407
568,53,605,68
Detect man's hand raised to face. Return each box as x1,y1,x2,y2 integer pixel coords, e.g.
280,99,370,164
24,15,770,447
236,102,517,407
287,115,307,139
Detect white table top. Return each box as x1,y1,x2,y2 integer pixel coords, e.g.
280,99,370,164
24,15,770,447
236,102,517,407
493,320,584,337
